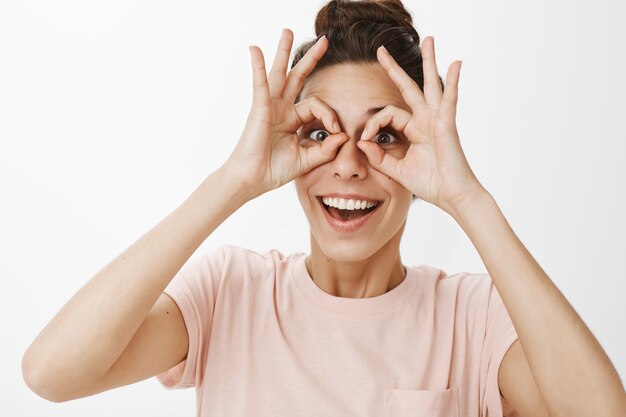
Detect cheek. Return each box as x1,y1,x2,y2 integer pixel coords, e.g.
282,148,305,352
294,172,317,205
368,170,411,202
388,144,410,160
383,176,413,201
295,163,326,190
293,178,306,203
383,173,403,189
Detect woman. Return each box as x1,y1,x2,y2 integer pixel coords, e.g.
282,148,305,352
22,1,625,416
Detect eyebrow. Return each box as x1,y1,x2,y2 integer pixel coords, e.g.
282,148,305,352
366,106,385,116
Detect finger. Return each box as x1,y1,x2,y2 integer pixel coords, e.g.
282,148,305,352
439,60,462,126
249,45,271,109
356,140,402,179
360,104,412,142
376,45,425,111
422,36,443,104
268,28,294,99
283,35,328,103
300,132,349,173
294,96,342,134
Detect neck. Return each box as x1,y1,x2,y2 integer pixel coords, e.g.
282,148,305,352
304,227,407,298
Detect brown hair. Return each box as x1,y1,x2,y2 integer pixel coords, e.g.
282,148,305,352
291,0,443,102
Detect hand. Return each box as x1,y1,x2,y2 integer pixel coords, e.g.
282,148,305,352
357,36,487,215
222,29,348,200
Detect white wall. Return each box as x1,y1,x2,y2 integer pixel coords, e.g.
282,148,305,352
1,0,624,415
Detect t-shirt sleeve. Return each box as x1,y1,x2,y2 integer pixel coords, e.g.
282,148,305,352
480,279,520,417
154,244,225,389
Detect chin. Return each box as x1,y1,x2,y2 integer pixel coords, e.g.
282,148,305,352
314,238,382,263
296,181,412,262
310,217,408,263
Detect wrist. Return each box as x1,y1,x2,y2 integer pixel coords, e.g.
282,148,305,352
447,184,496,226
194,166,256,207
215,164,266,202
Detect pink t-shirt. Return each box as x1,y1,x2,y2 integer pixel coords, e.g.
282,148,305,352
156,245,520,417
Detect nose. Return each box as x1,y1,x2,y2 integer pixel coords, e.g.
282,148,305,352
331,135,369,180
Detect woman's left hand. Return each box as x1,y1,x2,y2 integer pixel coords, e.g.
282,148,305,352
357,36,487,216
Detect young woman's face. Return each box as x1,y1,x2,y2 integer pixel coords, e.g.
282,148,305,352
294,63,413,262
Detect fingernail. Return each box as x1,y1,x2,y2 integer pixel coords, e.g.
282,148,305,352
379,45,388,54
316,35,326,44
360,128,368,140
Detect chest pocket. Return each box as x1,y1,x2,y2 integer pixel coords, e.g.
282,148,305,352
382,387,459,417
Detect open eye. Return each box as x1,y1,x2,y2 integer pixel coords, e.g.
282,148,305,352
371,130,399,145
307,128,330,142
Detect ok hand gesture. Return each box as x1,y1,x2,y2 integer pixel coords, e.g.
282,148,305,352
223,29,348,200
357,37,487,216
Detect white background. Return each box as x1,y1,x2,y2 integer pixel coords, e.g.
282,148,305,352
1,0,625,415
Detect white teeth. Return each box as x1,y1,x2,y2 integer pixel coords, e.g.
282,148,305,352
321,197,379,210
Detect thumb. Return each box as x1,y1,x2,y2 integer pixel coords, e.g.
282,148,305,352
300,133,349,173
357,141,401,180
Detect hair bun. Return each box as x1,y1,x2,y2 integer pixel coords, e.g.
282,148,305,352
315,0,415,38
292,0,431,100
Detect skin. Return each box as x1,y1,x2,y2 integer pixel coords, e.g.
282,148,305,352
228,28,625,416
22,24,624,415
294,63,414,298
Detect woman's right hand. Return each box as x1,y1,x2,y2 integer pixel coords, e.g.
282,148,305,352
221,28,348,200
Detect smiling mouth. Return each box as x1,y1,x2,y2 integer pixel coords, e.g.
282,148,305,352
316,196,381,221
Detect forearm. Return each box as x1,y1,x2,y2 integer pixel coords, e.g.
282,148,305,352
23,166,251,388
449,191,625,416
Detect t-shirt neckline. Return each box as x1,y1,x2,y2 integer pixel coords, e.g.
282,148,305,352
291,253,418,316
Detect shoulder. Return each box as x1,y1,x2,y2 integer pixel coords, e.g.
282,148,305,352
444,270,494,292
410,266,502,333
212,244,305,281
218,244,303,266
415,265,496,305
